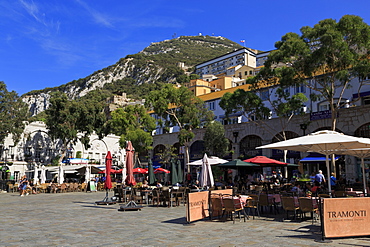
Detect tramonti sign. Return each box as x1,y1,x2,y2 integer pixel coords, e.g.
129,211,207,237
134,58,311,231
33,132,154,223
323,198,370,238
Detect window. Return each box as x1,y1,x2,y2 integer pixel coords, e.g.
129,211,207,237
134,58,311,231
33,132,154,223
295,84,306,93
244,71,248,76
208,101,216,111
363,96,370,105
260,89,269,101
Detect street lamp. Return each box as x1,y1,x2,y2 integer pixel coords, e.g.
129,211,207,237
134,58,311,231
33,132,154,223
233,131,239,143
300,123,308,136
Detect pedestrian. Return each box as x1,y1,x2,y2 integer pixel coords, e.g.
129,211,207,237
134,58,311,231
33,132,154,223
315,170,326,185
330,173,337,190
19,175,29,197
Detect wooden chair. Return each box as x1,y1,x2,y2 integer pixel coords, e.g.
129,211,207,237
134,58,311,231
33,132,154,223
258,193,276,214
161,189,176,207
151,188,163,207
245,194,260,219
80,183,86,192
209,193,224,221
131,188,143,204
221,194,247,223
281,196,300,220
299,197,318,224
175,187,186,206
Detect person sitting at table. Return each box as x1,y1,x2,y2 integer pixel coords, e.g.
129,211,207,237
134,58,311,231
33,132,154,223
191,180,200,191
142,180,149,188
156,181,163,188
291,182,303,196
311,181,323,196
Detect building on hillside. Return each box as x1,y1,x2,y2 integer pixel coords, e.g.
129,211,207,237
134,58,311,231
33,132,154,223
195,48,258,77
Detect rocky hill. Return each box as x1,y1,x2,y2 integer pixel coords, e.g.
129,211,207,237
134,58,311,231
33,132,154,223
23,35,245,116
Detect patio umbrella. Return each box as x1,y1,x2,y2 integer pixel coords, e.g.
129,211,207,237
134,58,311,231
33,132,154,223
122,164,127,185
104,151,112,190
58,165,64,184
243,156,287,166
40,165,46,184
177,160,183,184
154,168,170,174
148,159,155,185
187,156,228,166
199,153,214,188
132,168,148,174
217,159,260,168
76,166,102,174
171,159,179,185
257,130,370,196
33,164,39,185
125,141,136,186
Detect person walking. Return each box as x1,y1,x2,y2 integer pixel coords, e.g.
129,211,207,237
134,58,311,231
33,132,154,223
330,173,337,190
315,170,326,185
19,175,29,197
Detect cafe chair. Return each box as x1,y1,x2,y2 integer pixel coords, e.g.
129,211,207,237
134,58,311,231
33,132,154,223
281,196,300,221
258,193,276,214
209,193,224,221
298,197,318,224
221,194,247,224
151,188,163,207
161,189,176,207
245,194,260,219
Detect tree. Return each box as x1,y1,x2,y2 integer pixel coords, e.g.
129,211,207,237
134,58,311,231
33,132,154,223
203,121,230,157
0,81,29,145
106,104,156,159
220,86,307,142
145,84,214,171
44,92,107,164
261,15,370,130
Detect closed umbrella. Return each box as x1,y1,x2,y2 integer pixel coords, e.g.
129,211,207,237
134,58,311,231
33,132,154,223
85,164,90,184
58,165,64,184
95,151,115,205
148,159,155,185
199,153,214,188
125,141,136,186
33,164,39,185
40,165,46,184
171,159,178,185
104,151,112,190
177,160,183,184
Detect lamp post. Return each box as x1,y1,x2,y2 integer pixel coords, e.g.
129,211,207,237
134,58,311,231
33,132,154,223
232,132,239,159
300,123,308,136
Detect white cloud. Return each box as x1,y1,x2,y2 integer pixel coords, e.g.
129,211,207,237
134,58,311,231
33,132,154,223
75,0,114,28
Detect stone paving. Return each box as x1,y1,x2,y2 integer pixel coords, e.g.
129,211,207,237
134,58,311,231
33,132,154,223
1,191,370,246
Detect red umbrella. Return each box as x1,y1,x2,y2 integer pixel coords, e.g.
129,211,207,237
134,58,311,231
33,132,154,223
125,141,136,186
154,168,170,174
243,156,287,166
133,168,148,174
104,151,112,190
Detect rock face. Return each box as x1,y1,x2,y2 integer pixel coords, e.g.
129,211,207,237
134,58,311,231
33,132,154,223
22,35,243,116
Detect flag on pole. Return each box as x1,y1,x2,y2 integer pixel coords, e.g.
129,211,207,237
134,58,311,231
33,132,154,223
240,40,245,43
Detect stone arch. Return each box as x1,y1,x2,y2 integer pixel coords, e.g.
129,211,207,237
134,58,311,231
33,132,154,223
312,126,342,133
354,123,370,138
190,140,204,160
271,131,301,161
239,135,262,159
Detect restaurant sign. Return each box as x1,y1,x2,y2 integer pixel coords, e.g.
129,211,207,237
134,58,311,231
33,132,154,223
186,191,209,223
323,198,370,238
310,110,332,121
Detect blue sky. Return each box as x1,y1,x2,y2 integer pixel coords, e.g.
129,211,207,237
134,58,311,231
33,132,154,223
1,0,370,96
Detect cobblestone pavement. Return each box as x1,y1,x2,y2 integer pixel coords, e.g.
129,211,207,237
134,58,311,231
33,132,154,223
1,191,370,247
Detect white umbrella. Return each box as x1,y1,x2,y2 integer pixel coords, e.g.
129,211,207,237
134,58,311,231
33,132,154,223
257,130,370,196
188,156,228,166
199,153,214,188
33,164,39,185
85,164,91,184
40,165,46,184
58,165,64,184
